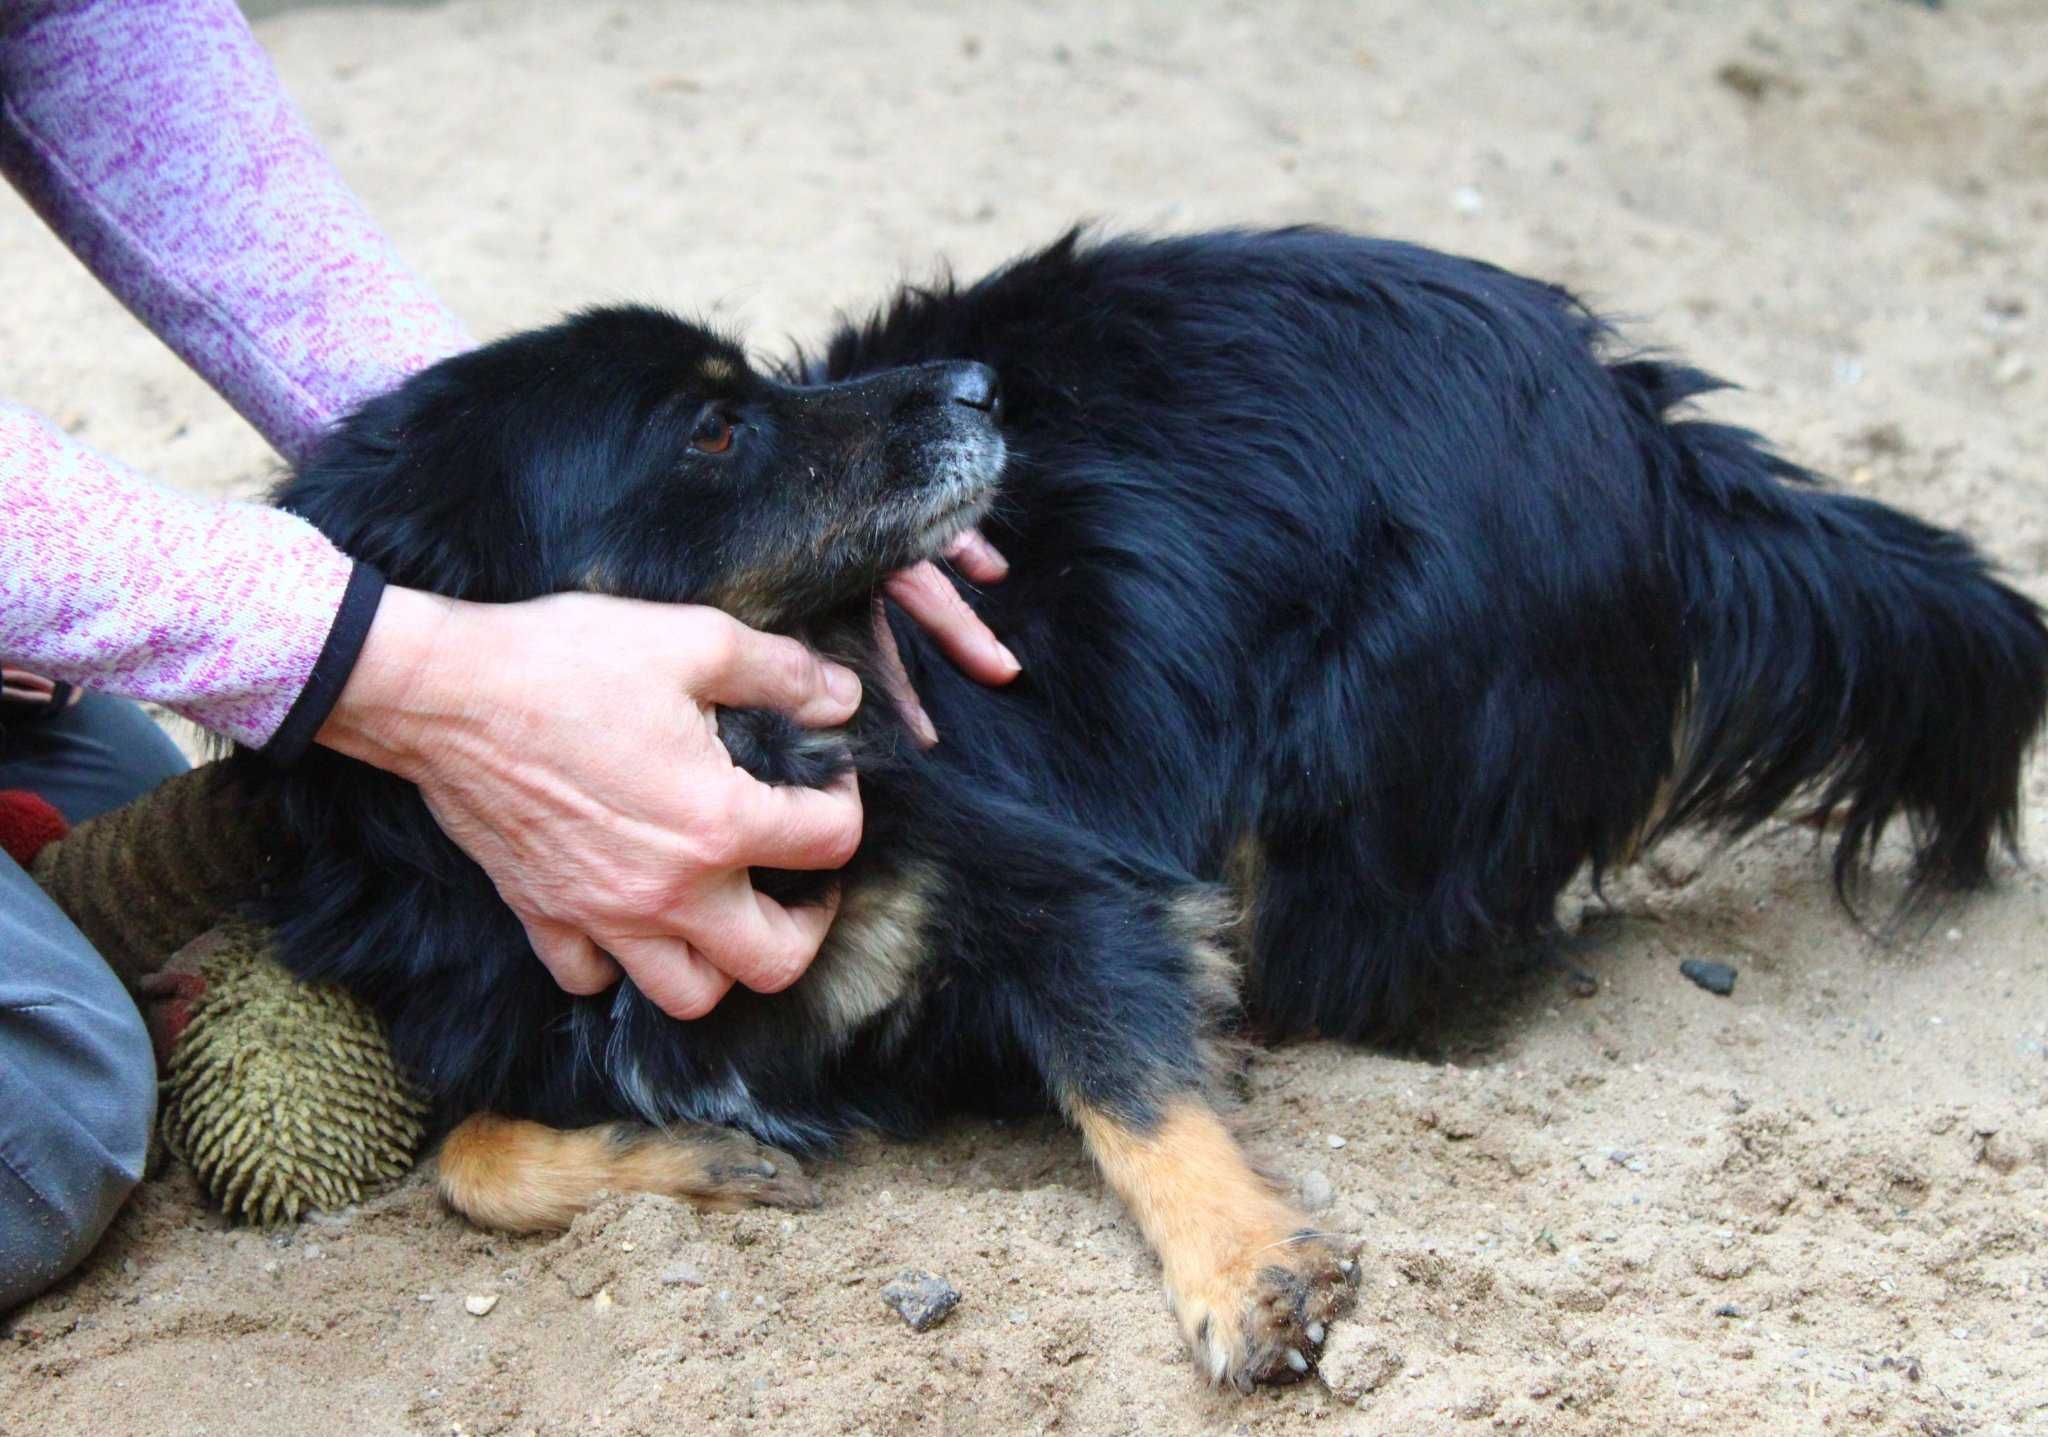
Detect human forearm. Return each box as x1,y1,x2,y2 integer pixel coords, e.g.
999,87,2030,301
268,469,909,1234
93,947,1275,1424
0,403,368,751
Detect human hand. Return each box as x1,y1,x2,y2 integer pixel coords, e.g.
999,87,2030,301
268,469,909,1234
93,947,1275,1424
316,588,865,1019
1,666,80,716
876,529,1020,744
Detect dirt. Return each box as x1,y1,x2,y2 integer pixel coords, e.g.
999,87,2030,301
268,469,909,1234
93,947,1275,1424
2,1,2044,1433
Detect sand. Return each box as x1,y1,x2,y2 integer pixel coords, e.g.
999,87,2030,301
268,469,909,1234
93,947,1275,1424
3,1,2045,1432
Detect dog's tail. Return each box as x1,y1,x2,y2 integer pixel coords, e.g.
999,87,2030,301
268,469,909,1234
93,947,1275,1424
1625,361,2048,899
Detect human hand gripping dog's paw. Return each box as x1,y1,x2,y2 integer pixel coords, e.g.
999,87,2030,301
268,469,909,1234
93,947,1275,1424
316,588,865,1019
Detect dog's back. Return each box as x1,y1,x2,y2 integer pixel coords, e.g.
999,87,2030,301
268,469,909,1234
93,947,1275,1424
828,228,2048,1037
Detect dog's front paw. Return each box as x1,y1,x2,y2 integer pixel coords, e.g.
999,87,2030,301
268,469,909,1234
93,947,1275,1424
1176,1229,1361,1390
684,1129,822,1211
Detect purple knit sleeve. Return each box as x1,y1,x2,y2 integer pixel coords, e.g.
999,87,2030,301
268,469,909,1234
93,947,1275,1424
0,0,473,747
0,0,472,463
0,404,361,748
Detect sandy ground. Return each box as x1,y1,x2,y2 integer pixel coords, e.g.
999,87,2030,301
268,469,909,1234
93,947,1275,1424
4,1,2047,1432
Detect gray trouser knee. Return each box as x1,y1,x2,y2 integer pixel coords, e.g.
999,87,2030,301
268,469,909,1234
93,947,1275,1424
0,694,185,1308
0,854,155,1310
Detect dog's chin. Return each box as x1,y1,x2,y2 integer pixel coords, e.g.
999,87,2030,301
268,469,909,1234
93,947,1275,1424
886,432,1007,568
907,483,998,562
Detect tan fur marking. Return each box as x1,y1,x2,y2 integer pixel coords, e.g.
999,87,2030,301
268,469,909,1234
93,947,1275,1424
698,355,736,383
795,862,935,1035
1621,671,1697,864
697,569,783,630
1074,1099,1356,1386
436,1114,816,1233
1222,832,1265,929
1165,886,1248,1085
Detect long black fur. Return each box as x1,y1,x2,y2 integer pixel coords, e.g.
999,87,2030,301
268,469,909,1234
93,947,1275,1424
242,227,2048,1153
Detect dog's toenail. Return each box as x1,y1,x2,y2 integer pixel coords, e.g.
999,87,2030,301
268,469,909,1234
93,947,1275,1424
760,1161,776,1176
1307,1321,1325,1345
1339,1259,1356,1276
1285,1348,1309,1373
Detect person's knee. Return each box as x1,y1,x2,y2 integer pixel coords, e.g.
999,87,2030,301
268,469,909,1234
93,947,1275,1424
0,974,155,1310
0,693,190,825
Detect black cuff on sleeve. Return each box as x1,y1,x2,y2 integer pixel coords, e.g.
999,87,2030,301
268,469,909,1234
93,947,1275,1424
261,562,387,766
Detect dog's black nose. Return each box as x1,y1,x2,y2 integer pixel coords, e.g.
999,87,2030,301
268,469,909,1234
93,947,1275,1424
945,362,1002,418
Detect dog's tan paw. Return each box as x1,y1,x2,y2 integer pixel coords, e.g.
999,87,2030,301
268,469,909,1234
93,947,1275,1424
1177,1230,1361,1390
679,1129,822,1211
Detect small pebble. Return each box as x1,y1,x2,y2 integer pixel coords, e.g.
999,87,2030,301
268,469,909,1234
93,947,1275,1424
464,1294,499,1317
591,1288,615,1311
1713,1303,1742,1319
1680,959,1738,996
1327,1135,1348,1150
880,1270,960,1333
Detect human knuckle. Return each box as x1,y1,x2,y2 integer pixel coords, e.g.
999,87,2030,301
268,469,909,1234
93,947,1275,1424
610,870,681,920
819,810,863,867
687,794,750,869
688,611,742,676
752,942,810,994
669,981,722,1020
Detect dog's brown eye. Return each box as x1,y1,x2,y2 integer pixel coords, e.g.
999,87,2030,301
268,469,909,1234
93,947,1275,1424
691,409,735,455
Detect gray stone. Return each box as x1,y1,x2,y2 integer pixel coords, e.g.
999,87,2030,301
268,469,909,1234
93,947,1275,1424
880,1270,960,1333
1680,959,1738,996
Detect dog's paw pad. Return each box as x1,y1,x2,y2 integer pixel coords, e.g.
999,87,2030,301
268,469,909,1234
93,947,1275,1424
1185,1231,1362,1390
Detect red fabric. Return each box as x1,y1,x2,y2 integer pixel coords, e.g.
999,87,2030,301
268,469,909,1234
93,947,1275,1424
140,960,209,1073
0,788,67,864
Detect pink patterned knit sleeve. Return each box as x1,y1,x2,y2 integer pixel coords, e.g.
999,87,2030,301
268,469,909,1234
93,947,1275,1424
0,404,366,750
0,0,471,753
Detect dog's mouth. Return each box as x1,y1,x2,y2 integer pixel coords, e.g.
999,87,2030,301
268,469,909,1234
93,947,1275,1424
895,431,1007,565
910,479,999,559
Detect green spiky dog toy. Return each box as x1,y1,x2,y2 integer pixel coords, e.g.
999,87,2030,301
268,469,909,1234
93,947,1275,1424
30,765,428,1224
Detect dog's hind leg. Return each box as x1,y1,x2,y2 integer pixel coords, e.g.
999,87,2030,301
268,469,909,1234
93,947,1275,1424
436,1113,818,1233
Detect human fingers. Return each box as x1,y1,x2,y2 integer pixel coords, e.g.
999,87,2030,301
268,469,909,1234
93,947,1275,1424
883,562,1020,686
944,528,1010,584
870,595,939,747
678,876,843,996
2,671,55,698
720,768,864,872
604,934,735,1020
685,610,862,727
522,916,623,996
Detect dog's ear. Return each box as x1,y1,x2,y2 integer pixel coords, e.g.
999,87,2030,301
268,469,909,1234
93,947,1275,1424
277,372,536,602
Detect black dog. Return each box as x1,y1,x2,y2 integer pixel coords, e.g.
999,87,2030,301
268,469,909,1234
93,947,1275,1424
247,229,2048,1389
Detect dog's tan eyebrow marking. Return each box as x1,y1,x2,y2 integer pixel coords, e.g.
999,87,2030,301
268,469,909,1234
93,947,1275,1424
698,355,736,383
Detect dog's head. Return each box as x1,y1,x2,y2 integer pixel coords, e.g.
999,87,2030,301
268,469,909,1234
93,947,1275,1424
282,306,1006,628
